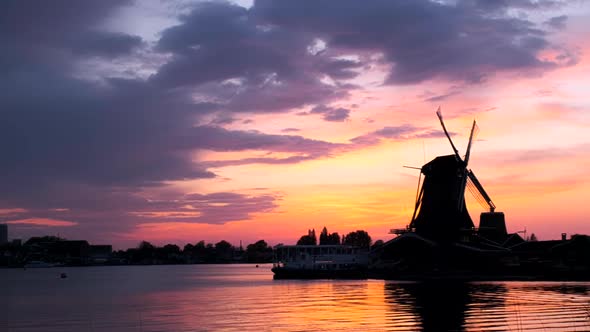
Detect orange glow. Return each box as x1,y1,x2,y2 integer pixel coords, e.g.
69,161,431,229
5,218,78,227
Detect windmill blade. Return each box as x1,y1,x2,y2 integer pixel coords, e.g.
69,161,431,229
457,120,479,209
464,120,479,166
436,107,462,162
467,170,496,212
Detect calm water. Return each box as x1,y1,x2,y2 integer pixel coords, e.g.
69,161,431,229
1,265,589,331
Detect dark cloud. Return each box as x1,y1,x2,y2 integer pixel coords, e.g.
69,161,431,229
203,124,447,167
308,105,351,122
0,1,209,240
223,75,349,113
210,114,237,125
252,0,572,84
0,79,216,190
351,125,447,146
0,0,142,64
281,128,301,133
156,2,250,54
459,0,564,11
151,1,354,112
204,155,318,167
187,126,345,155
314,58,363,80
423,91,461,103
545,15,568,30
1,0,577,243
1,189,280,243
71,31,144,57
420,85,464,102
153,2,296,88
133,192,280,225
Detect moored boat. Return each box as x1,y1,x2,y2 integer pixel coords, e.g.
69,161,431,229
272,244,368,279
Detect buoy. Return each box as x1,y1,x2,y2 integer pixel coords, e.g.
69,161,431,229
255,264,259,268
60,272,67,279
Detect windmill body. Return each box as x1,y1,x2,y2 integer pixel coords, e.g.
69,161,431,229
410,155,475,242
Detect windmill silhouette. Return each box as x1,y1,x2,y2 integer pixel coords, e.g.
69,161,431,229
371,110,590,279
407,108,506,243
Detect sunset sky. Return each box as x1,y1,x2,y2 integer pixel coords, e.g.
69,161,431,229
2,0,589,249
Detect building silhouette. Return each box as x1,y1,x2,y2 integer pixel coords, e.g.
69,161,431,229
0,224,7,244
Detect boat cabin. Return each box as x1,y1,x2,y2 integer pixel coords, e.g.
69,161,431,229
273,245,368,271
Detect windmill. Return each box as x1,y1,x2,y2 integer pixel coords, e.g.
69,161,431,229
407,108,506,243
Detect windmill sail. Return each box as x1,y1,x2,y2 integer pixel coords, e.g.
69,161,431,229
409,109,480,241
436,107,462,162
464,120,478,166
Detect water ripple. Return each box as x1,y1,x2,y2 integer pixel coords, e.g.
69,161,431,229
1,266,590,331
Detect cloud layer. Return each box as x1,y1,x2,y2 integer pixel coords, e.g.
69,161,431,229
0,0,577,244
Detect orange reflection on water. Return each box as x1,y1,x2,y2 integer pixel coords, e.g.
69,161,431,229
3,266,590,331
132,271,590,331
141,276,408,331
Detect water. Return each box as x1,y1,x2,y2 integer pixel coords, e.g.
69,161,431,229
1,265,589,331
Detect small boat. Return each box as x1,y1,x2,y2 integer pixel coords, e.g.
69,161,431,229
271,245,369,279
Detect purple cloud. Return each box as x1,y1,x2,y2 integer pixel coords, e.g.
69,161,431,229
545,15,568,30
351,125,447,146
0,0,142,62
1,189,280,243
151,2,355,113
201,124,447,167
0,0,576,244
187,126,346,155
135,192,280,225
308,105,351,122
252,0,574,84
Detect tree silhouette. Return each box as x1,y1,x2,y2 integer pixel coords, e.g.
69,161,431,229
342,230,372,249
320,227,328,245
297,228,317,245
162,244,180,253
319,227,341,245
215,240,233,262
132,241,156,263
328,232,340,245
183,243,194,252
246,240,272,263
371,239,384,249
138,241,155,251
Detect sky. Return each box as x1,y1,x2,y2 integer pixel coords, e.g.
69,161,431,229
1,0,589,249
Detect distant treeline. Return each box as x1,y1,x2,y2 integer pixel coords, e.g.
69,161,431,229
296,227,380,249
0,228,380,267
114,239,272,265
0,236,273,267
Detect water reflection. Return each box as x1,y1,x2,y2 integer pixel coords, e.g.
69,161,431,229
139,279,390,331
1,266,590,331
386,282,474,331
384,281,590,331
